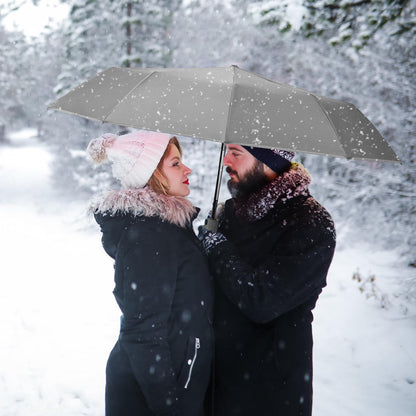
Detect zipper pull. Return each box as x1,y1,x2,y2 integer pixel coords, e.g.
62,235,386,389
184,337,201,389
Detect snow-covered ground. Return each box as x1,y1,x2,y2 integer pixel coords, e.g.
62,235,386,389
1,129,415,416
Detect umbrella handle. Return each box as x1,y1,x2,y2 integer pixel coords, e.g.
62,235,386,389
211,142,226,221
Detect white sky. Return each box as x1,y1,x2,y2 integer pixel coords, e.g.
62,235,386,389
3,0,69,38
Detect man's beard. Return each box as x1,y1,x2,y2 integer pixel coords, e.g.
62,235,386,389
227,160,269,199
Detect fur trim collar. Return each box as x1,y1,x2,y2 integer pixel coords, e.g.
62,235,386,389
233,162,311,222
89,187,197,228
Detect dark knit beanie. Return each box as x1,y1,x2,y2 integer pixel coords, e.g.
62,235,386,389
242,146,295,174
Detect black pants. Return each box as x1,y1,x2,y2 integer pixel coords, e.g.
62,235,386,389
106,340,210,416
105,341,154,416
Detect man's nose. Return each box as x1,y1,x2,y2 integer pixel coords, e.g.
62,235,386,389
223,152,232,166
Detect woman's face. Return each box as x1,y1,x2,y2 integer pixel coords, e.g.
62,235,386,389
161,144,192,197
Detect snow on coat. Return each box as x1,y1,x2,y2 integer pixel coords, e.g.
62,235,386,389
91,187,214,416
207,163,336,416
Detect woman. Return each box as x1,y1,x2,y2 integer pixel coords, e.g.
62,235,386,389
87,130,213,416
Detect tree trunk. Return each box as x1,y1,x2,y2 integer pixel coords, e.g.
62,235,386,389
125,2,132,67
0,124,5,143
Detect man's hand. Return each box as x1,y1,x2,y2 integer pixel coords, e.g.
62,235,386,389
198,226,227,255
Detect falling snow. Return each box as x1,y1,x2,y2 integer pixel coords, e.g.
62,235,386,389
0,130,415,416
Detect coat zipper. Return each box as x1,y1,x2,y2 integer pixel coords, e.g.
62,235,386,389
184,337,200,389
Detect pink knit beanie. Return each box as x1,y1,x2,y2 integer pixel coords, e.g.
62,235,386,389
87,130,172,188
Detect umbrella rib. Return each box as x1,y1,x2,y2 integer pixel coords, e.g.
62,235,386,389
47,106,104,124
309,94,349,159
101,69,157,123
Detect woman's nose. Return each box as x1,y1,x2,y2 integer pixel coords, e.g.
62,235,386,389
184,164,192,175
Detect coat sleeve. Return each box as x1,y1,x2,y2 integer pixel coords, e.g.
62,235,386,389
117,224,179,416
208,210,336,324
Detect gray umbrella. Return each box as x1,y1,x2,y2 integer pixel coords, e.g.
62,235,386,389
48,65,400,220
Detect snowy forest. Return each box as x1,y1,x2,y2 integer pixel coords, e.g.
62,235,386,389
4,0,416,264
2,0,415,260
1,1,416,415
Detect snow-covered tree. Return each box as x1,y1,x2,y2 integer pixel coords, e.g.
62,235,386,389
248,0,416,49
247,0,306,32
55,0,181,96
0,1,34,129
0,28,28,129
122,0,181,68
53,0,120,96
300,0,416,49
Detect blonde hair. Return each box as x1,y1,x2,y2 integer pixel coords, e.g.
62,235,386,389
147,137,182,195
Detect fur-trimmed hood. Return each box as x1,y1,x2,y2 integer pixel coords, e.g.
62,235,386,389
233,162,312,222
89,186,197,228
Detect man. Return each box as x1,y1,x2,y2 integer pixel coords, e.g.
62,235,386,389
199,145,336,416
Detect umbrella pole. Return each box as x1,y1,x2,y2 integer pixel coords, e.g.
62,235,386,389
206,142,226,231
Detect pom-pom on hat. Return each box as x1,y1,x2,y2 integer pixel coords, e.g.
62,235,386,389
242,146,295,174
87,130,172,188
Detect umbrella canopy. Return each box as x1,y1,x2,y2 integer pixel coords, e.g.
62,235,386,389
48,65,400,163
49,65,400,226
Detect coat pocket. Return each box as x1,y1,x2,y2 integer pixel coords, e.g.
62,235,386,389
178,336,201,389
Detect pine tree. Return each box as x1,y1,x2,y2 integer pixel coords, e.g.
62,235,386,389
55,0,181,96
0,20,32,129
301,0,416,49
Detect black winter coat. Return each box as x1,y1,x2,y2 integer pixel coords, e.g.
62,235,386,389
207,163,336,416
92,188,214,416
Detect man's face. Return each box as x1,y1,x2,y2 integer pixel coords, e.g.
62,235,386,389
223,144,268,198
